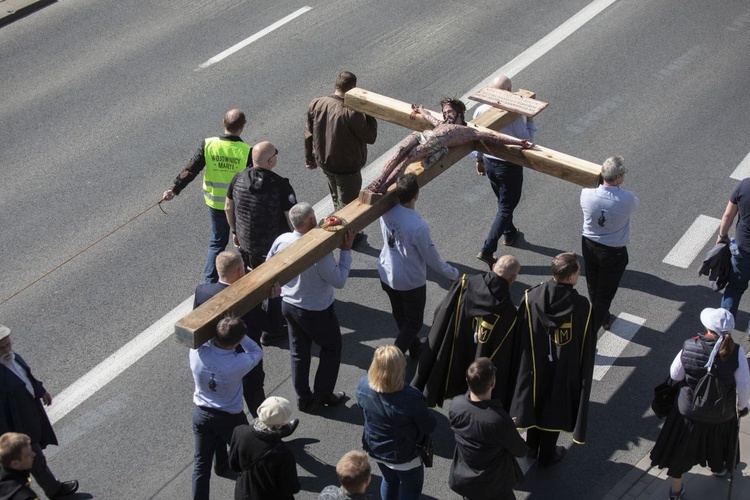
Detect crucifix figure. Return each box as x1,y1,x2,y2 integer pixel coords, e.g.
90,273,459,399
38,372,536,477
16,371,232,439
365,97,534,194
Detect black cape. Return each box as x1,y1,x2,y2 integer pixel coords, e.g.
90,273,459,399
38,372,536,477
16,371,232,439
509,281,595,443
412,272,517,408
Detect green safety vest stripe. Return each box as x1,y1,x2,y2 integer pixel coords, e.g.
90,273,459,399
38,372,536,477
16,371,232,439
202,137,251,209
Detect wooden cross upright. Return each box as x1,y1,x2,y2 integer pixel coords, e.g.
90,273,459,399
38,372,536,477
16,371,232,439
173,87,601,348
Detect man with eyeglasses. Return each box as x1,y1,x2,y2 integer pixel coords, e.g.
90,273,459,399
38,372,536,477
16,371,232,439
580,156,639,331
225,141,296,345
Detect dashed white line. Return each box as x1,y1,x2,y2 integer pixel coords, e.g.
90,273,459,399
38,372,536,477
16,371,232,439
730,151,750,180
593,313,646,381
196,7,313,70
662,214,720,268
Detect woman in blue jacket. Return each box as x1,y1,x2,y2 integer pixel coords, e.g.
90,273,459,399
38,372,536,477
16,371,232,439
357,345,436,500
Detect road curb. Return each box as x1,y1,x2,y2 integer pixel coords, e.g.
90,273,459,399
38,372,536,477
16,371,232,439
0,0,55,28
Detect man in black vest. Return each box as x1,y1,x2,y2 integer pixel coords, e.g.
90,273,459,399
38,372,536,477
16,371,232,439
0,326,78,498
225,140,296,345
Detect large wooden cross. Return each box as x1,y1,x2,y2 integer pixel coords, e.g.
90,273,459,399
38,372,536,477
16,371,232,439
174,87,601,348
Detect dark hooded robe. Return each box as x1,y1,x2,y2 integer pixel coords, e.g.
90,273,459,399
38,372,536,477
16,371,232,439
509,280,595,443
412,272,518,408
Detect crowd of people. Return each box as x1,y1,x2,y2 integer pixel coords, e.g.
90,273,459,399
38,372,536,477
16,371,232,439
2,71,750,500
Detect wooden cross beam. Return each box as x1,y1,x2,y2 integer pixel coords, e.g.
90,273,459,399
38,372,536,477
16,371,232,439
344,88,601,187
174,87,600,348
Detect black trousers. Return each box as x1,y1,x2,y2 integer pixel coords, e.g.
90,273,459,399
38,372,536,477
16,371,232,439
282,302,342,405
526,427,560,465
582,236,628,328
31,442,61,496
380,281,426,354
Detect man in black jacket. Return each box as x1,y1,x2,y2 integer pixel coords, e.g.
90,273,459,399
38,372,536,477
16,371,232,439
225,140,296,345
449,358,527,500
0,326,78,498
194,251,281,418
0,432,38,500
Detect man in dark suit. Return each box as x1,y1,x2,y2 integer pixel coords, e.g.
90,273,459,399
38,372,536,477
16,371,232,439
0,326,79,499
194,251,280,417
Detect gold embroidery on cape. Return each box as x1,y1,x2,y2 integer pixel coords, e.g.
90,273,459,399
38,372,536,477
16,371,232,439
473,314,499,344
553,320,573,346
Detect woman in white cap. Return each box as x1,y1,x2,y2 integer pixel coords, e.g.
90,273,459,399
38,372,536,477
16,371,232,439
649,308,750,500
229,396,300,500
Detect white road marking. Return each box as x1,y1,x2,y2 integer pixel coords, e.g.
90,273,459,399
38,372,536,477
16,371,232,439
46,296,194,425
48,0,621,423
730,151,750,180
593,313,646,381
662,214,720,268
462,0,619,110
196,7,313,70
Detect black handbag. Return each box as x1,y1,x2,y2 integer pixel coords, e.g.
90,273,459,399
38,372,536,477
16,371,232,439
651,376,679,418
418,434,434,468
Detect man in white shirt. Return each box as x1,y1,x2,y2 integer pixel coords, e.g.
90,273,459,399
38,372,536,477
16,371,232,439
378,173,459,359
580,156,640,330
267,202,354,412
190,317,262,500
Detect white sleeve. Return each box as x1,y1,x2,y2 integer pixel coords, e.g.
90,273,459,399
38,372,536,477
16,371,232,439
670,350,686,381
734,346,750,409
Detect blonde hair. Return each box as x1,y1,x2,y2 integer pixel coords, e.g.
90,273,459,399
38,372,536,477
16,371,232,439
367,345,405,393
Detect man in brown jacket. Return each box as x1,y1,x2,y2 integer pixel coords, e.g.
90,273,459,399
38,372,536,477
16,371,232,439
305,71,378,217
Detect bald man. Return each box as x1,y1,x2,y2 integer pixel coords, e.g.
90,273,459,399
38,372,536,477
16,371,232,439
162,109,252,283
413,254,521,409
226,141,296,345
225,141,296,270
473,76,538,266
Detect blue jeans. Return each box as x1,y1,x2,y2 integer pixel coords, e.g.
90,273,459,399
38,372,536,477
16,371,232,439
192,406,248,500
377,462,424,500
204,206,230,283
721,247,750,318
482,158,523,254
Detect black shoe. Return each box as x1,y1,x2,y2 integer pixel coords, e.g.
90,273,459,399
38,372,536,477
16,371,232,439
601,314,615,331
409,339,424,360
503,230,520,247
260,331,286,346
537,446,566,468
477,252,497,268
316,391,346,407
279,418,300,438
52,480,79,498
297,398,313,413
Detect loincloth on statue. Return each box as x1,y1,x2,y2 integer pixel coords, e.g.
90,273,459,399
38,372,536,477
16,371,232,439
415,130,449,169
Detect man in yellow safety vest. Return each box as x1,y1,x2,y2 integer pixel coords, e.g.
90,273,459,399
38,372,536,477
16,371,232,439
162,109,251,283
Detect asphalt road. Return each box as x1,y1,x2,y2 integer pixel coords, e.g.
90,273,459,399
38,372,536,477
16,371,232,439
2,0,750,498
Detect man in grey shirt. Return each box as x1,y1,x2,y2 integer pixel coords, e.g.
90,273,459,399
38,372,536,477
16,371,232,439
580,156,639,330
